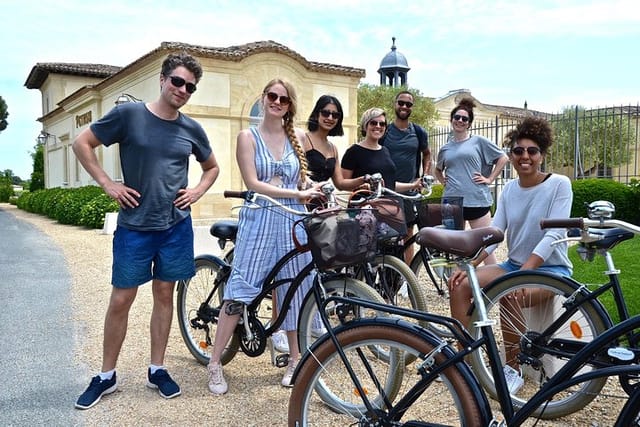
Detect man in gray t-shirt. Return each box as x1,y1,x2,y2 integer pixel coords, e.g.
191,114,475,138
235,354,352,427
73,52,220,409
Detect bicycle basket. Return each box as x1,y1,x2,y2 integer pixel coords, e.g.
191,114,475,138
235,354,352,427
417,196,464,230
303,208,377,270
365,196,407,240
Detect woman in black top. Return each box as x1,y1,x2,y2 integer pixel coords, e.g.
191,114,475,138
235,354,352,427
341,107,422,193
303,95,368,208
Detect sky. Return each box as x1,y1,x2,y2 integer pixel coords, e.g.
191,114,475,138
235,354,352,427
1,0,639,180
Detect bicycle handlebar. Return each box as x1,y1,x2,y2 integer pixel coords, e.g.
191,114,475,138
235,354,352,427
223,190,309,216
541,217,640,234
224,190,250,200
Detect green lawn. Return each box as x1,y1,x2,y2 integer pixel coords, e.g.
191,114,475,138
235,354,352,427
569,235,640,322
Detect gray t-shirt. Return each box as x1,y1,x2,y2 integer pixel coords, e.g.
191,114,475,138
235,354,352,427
436,135,505,207
91,103,212,231
488,173,573,270
383,123,428,182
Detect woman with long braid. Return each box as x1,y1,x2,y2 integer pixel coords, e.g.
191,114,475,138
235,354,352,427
207,79,323,395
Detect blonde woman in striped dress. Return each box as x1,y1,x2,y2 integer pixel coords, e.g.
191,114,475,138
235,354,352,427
207,79,324,395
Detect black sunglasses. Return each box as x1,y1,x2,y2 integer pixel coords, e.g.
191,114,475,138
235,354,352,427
266,92,291,105
453,114,470,123
397,100,414,108
368,120,387,128
511,146,541,156
167,75,197,94
320,110,341,119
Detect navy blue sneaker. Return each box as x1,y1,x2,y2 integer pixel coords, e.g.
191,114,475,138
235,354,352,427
75,373,117,409
146,368,181,399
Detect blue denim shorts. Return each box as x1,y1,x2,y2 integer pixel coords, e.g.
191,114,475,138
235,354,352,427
498,259,572,277
111,217,195,288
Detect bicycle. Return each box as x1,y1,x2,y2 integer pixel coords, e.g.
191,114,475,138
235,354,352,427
176,190,386,368
464,200,640,418
288,223,640,425
349,173,463,338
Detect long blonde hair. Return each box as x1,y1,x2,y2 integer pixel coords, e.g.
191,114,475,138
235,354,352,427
262,79,308,187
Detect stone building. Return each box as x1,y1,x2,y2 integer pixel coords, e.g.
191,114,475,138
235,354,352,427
25,40,365,219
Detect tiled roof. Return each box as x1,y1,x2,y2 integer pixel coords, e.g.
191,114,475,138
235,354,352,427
24,63,122,89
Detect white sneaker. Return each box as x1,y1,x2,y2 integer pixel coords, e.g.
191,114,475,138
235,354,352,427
207,362,228,395
282,360,298,387
503,365,524,395
271,330,289,353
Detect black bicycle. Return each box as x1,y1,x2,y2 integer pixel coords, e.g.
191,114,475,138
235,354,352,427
288,223,640,425
176,190,386,368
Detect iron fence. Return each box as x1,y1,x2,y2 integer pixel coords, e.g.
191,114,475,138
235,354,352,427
429,104,640,198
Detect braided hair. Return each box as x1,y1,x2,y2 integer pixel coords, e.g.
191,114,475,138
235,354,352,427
262,79,308,188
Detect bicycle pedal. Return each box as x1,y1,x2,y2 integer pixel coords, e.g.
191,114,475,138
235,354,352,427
225,300,244,315
275,353,289,368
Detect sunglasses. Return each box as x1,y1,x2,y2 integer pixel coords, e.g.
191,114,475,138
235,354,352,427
266,92,291,105
167,75,197,94
368,120,387,128
320,110,341,119
397,100,414,108
453,114,470,123
511,146,541,156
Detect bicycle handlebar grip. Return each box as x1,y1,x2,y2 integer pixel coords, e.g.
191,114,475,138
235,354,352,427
540,218,585,229
223,190,248,199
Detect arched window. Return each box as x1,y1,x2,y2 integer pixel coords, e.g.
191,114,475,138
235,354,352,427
249,98,263,127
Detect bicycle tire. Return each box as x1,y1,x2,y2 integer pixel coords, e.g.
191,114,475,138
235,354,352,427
298,275,387,354
288,320,491,426
409,245,455,338
176,257,239,365
353,254,428,364
615,385,640,427
468,272,611,419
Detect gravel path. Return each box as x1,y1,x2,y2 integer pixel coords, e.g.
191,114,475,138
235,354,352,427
2,204,628,426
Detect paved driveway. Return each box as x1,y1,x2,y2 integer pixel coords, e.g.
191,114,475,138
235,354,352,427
0,206,83,426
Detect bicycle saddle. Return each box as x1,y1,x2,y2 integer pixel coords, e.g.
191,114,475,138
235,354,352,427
210,220,238,240
416,226,504,258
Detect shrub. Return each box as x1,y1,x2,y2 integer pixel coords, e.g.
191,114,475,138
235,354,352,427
0,183,14,202
79,193,119,229
571,178,635,222
54,186,105,225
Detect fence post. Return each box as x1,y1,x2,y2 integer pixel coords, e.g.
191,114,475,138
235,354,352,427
573,105,580,179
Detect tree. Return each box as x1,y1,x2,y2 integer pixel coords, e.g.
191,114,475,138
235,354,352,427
0,96,8,132
547,106,637,177
29,143,44,191
357,83,439,131
0,169,13,202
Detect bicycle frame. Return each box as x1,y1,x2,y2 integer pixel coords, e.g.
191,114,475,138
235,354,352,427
309,294,640,425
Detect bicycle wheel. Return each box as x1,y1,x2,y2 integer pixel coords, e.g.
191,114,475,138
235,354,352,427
358,254,427,320
409,245,455,338
176,257,239,365
298,275,386,353
615,386,640,427
288,320,491,426
468,272,611,419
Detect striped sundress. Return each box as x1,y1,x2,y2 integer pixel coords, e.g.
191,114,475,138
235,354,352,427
224,127,313,331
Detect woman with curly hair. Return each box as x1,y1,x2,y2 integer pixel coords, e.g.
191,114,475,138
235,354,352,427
206,79,324,395
447,116,573,392
435,97,509,264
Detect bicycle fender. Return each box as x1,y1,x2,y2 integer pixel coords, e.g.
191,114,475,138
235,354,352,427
194,254,229,269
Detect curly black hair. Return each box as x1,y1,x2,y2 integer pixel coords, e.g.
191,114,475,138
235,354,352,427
504,116,554,154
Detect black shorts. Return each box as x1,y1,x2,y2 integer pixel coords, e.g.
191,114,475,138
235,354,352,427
402,198,418,227
463,206,491,221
